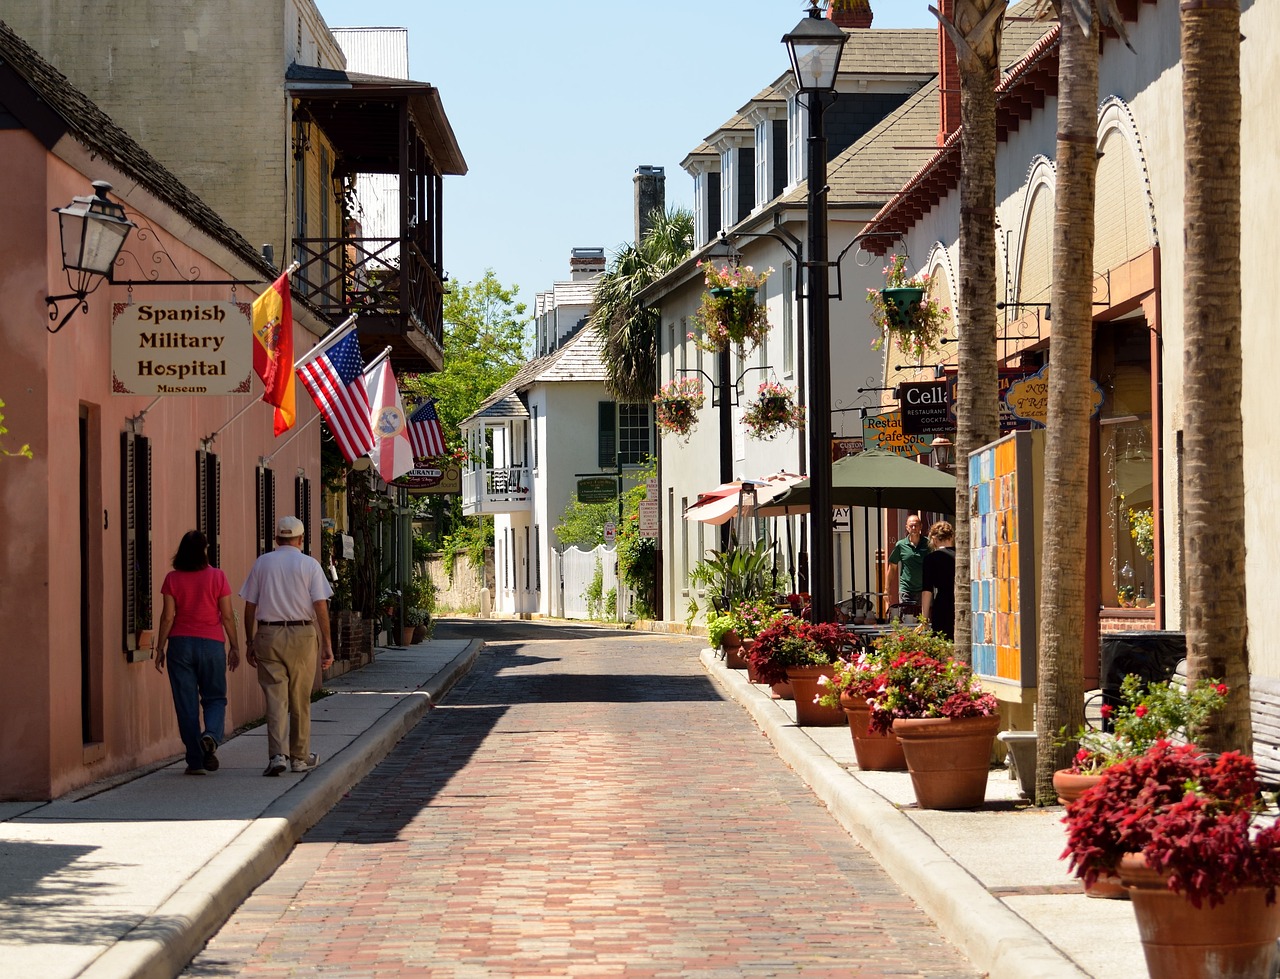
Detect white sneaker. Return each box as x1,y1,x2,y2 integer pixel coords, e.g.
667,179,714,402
291,752,319,773
262,754,287,777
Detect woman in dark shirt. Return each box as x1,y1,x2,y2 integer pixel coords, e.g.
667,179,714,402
920,521,956,641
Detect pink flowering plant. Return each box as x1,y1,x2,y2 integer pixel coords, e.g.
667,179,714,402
726,597,785,641
1065,672,1229,775
865,254,950,360
692,261,773,354
741,381,804,440
653,377,705,441
1062,741,1280,909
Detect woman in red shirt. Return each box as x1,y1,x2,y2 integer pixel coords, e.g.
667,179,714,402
154,531,241,774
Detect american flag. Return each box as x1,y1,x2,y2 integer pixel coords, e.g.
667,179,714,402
296,326,375,463
407,399,446,459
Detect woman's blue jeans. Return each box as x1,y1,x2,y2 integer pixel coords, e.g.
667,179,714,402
165,636,228,770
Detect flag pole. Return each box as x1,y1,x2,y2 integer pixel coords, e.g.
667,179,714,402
260,407,326,465
296,313,359,369
363,345,394,377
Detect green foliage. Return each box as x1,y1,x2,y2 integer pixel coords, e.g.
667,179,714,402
320,527,354,611
614,458,658,618
689,538,775,609
585,556,606,620
706,613,735,648
605,587,618,620
440,517,492,581
412,533,432,563
592,208,693,402
553,496,614,550
0,397,32,459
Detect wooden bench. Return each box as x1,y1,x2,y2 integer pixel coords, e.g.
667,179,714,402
1171,660,1280,787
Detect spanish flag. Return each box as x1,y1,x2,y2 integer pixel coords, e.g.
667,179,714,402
251,272,296,435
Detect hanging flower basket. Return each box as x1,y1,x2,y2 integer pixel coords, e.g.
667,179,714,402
866,254,949,360
692,261,773,354
742,381,803,441
653,377,705,441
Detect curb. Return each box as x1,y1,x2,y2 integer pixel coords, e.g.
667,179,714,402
700,649,1088,979
80,638,484,979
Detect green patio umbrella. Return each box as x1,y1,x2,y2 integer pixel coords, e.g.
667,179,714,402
755,448,956,516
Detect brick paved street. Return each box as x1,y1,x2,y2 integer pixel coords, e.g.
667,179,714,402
184,620,979,978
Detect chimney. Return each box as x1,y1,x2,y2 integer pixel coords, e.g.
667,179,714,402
937,0,961,145
828,0,872,29
633,165,665,244
569,247,606,282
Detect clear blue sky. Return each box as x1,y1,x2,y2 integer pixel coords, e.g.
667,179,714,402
314,1,937,314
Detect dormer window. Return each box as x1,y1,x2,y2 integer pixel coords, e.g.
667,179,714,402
685,156,721,248
786,91,809,191
750,104,788,210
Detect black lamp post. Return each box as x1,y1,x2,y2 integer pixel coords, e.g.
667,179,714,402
45,180,135,334
783,3,846,624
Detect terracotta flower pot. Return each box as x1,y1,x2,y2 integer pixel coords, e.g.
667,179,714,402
1119,853,1280,979
892,713,1000,810
840,694,907,771
786,665,845,726
770,680,794,701
1053,769,1127,900
724,644,750,669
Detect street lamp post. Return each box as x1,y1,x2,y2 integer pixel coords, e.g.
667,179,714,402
783,4,846,624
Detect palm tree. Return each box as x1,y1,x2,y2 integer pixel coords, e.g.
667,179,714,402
1033,1,1100,805
592,208,694,403
937,0,1007,662
1180,0,1251,753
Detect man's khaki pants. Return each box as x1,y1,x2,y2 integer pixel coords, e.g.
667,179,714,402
254,622,317,761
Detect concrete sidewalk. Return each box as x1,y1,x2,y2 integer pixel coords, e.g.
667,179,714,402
0,639,481,979
1,631,1142,979
700,648,1143,979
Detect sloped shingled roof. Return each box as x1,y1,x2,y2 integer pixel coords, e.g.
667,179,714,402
463,327,608,424
0,19,275,281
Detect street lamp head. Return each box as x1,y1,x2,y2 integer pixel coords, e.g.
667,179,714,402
782,3,848,93
54,180,134,277
930,436,955,472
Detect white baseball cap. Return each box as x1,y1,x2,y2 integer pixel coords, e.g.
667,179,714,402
276,516,305,539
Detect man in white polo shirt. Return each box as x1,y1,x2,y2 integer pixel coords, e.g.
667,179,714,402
241,516,334,776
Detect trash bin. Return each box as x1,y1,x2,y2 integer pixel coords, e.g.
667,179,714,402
1100,631,1186,727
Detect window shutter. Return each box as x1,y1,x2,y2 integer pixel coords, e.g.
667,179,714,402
121,433,137,652
296,474,313,555
137,436,152,632
196,450,222,567
209,452,221,568
597,402,616,469
256,466,276,555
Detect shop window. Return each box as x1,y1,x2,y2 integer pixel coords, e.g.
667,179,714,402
1096,322,1154,608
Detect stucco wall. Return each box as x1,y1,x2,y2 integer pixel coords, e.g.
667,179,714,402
421,551,491,614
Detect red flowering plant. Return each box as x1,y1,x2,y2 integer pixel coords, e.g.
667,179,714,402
1062,741,1280,909
741,380,804,441
1065,672,1228,775
653,377,705,441
747,617,850,687
814,627,953,711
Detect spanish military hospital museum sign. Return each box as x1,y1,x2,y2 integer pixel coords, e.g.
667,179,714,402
112,302,254,395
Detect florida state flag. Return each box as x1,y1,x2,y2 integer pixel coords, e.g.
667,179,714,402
251,272,296,435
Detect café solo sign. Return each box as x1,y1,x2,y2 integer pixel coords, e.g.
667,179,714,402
111,302,253,395
862,410,930,457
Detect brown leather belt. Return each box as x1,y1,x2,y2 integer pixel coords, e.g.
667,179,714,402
257,620,311,627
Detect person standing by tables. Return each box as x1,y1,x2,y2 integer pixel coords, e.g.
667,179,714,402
920,520,957,641
154,530,240,775
887,514,931,607
240,516,334,777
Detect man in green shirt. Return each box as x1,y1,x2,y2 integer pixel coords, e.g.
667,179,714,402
888,514,931,606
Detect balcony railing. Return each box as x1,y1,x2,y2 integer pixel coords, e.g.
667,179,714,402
462,466,532,515
290,235,444,363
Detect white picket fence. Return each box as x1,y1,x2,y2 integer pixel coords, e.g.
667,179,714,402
552,544,632,621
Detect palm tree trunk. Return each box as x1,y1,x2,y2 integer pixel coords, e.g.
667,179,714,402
1181,1,1251,753
949,0,1006,663
1034,3,1096,805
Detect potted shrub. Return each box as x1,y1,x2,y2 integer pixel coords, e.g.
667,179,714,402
862,646,1000,809
654,377,705,441
1062,742,1280,978
692,261,773,354
865,254,949,360
817,627,954,771
741,381,804,441
748,617,849,726
706,612,746,668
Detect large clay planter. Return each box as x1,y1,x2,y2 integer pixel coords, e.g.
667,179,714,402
786,665,845,726
892,714,1000,810
840,694,907,771
1053,770,1126,900
1119,853,1280,979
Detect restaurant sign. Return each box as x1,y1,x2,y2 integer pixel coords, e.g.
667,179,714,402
112,302,253,395
1004,364,1105,426
899,380,951,435
397,463,462,494
861,410,930,457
